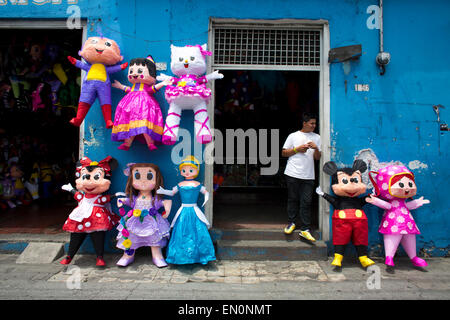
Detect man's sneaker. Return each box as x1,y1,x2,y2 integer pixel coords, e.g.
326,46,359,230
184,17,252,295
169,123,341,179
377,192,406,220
284,223,296,235
299,230,316,242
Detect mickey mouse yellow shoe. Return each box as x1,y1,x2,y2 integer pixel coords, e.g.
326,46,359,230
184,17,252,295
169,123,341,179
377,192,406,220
331,253,343,267
359,255,375,268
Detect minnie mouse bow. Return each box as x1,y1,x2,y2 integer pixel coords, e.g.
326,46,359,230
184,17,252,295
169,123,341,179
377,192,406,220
76,156,113,176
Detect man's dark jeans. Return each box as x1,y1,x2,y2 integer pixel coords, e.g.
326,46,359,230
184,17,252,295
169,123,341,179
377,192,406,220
285,174,314,231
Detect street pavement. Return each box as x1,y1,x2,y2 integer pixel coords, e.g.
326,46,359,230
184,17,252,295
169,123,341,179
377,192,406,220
0,253,449,301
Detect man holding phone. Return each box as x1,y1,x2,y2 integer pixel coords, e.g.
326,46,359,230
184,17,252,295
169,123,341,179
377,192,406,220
282,112,321,241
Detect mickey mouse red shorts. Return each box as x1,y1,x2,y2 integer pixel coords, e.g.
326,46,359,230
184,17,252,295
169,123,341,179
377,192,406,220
332,217,368,246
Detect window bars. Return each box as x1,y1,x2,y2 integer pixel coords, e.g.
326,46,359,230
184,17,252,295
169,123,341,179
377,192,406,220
213,27,321,69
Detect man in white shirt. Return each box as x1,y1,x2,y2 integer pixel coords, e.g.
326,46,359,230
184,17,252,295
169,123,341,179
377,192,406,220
282,113,321,241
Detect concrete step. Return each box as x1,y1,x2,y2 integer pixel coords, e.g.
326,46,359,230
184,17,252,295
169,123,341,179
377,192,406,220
211,228,321,241
215,239,328,261
16,242,65,264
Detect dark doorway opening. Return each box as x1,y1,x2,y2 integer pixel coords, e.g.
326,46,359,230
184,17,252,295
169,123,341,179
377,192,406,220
213,70,320,230
0,28,82,233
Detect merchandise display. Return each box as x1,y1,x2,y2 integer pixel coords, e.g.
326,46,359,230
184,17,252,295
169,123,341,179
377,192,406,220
0,29,81,212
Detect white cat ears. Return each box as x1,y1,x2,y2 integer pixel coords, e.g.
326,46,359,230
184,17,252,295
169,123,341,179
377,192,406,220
171,44,211,56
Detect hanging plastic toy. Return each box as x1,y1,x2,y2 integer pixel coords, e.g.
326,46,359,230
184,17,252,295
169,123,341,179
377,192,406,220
157,44,223,145
111,55,172,151
367,164,430,272
67,36,127,128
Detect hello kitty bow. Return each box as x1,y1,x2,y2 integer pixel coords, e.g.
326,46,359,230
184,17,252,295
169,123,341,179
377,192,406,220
186,45,212,56
76,156,113,176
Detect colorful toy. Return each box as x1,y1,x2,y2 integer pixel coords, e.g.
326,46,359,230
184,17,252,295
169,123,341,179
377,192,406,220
67,36,127,128
157,44,223,145
115,163,172,267
60,156,119,267
213,173,224,195
24,162,40,200
317,160,375,270
111,55,172,151
9,162,27,205
39,160,54,200
0,170,16,208
367,165,430,272
157,156,216,265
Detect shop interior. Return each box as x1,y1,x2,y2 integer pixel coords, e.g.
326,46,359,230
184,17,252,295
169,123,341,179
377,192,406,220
0,28,81,233
212,70,320,230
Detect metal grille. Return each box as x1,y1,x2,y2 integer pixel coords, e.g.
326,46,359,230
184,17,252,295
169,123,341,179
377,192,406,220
213,27,321,69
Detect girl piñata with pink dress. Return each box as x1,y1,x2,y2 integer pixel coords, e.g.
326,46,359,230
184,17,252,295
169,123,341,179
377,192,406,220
111,55,172,151
367,165,430,272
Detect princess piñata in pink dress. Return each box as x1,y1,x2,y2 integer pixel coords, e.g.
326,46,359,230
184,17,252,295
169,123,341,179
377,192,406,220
111,55,172,151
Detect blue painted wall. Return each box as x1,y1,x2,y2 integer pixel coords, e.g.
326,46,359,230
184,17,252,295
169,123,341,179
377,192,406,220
1,0,449,256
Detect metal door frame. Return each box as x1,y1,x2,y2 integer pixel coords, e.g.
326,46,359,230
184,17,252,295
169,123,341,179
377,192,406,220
206,18,331,240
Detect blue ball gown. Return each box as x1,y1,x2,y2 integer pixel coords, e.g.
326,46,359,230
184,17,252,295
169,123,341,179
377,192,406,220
165,183,216,265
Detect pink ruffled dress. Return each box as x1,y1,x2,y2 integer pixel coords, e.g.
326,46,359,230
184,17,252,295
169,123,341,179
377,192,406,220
112,83,164,144
164,74,211,103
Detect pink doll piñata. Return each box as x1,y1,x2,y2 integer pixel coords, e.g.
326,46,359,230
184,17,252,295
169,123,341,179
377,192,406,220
111,56,172,151
157,44,223,145
68,36,127,128
366,165,430,272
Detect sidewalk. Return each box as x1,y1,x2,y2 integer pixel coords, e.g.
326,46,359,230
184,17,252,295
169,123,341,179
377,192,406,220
0,252,449,300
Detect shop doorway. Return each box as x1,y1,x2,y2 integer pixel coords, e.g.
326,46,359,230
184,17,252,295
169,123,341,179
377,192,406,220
207,19,330,236
0,25,83,233
212,70,320,230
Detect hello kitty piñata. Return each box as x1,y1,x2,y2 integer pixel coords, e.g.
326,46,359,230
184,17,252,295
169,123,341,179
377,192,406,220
157,44,223,145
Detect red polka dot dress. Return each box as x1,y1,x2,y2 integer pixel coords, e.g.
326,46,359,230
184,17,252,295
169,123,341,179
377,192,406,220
63,192,119,233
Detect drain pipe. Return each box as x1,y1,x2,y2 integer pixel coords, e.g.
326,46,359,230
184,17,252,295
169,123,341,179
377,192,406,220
376,0,390,75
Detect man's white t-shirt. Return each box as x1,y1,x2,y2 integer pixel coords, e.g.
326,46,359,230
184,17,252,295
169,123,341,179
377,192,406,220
283,131,321,180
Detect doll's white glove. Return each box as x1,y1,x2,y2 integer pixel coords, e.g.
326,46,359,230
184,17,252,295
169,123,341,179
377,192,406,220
315,186,324,196
206,70,224,81
157,186,177,196
117,198,126,208
61,183,74,192
156,73,172,82
202,191,209,207
115,192,127,198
